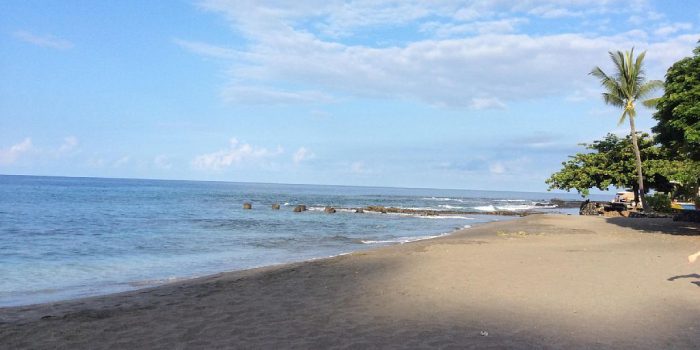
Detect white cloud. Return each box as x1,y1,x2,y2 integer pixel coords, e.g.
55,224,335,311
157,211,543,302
192,138,284,170
350,161,371,174
653,23,692,37
183,1,694,107
57,136,79,154
0,138,33,165
173,38,240,59
421,18,527,37
293,147,315,164
87,157,106,168
221,85,334,105
113,156,130,167
13,30,73,50
153,155,172,169
488,161,506,174
470,97,506,110
489,157,531,175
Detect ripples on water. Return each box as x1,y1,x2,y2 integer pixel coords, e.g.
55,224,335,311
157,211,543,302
0,175,602,306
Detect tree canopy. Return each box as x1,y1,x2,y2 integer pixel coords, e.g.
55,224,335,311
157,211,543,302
652,41,700,161
545,133,674,197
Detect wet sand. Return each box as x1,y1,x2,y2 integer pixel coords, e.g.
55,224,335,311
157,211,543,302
1,214,699,349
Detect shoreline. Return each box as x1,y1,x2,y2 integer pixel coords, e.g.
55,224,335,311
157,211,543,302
2,214,699,349
0,214,495,309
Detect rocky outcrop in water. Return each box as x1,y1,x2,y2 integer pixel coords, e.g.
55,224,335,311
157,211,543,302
550,198,584,209
243,203,252,210
324,207,336,213
271,203,280,210
293,205,307,213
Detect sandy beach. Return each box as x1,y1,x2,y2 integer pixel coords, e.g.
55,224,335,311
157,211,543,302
1,214,699,349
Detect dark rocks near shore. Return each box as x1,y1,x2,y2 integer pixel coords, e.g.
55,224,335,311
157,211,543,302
673,210,700,223
579,200,630,216
271,203,281,210
293,205,307,213
324,207,336,214
243,203,252,210
355,208,364,213
579,200,601,216
550,198,584,209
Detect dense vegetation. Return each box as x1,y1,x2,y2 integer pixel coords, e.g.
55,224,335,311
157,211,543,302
653,44,700,161
545,133,673,197
548,41,700,206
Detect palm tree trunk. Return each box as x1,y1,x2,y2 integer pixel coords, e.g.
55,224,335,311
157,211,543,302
628,116,647,210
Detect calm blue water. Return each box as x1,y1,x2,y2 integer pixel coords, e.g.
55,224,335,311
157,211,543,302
0,175,604,307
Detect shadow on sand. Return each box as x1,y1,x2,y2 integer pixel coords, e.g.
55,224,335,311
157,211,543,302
668,273,700,288
605,217,700,236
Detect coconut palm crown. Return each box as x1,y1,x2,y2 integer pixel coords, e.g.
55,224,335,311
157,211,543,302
590,48,663,209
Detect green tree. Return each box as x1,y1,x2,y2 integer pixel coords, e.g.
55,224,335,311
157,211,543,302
546,133,673,198
590,48,663,209
653,41,700,161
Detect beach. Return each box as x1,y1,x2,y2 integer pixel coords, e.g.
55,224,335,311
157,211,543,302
1,214,699,349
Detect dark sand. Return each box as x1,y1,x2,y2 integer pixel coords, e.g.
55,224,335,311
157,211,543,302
2,214,699,349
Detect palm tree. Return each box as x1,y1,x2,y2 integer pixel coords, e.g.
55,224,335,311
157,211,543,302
590,48,662,210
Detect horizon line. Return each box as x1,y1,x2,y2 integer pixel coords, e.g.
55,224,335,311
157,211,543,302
0,172,608,197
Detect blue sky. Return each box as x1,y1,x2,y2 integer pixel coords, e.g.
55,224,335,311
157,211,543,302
1,1,699,192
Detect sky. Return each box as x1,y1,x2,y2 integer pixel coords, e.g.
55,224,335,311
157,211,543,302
1,1,699,192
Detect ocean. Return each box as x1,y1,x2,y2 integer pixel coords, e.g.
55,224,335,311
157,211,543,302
0,175,606,307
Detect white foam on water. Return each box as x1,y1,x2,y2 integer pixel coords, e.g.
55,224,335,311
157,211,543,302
475,204,558,211
127,276,188,287
438,204,465,209
423,197,465,202
361,224,471,244
416,215,474,220
396,206,440,211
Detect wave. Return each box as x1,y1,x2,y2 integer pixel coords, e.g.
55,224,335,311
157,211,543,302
127,276,187,287
416,215,473,220
474,205,497,211
422,197,465,203
438,204,466,209
361,233,447,244
361,224,471,244
475,204,558,211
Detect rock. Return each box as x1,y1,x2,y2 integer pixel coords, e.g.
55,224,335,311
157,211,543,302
673,210,700,223
293,205,307,213
579,200,601,216
605,203,628,212
324,206,336,213
243,203,252,210
271,203,280,210
355,208,364,213
366,206,388,214
550,198,583,208
628,211,647,218
603,210,623,217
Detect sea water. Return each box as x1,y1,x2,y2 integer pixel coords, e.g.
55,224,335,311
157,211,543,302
0,175,605,307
